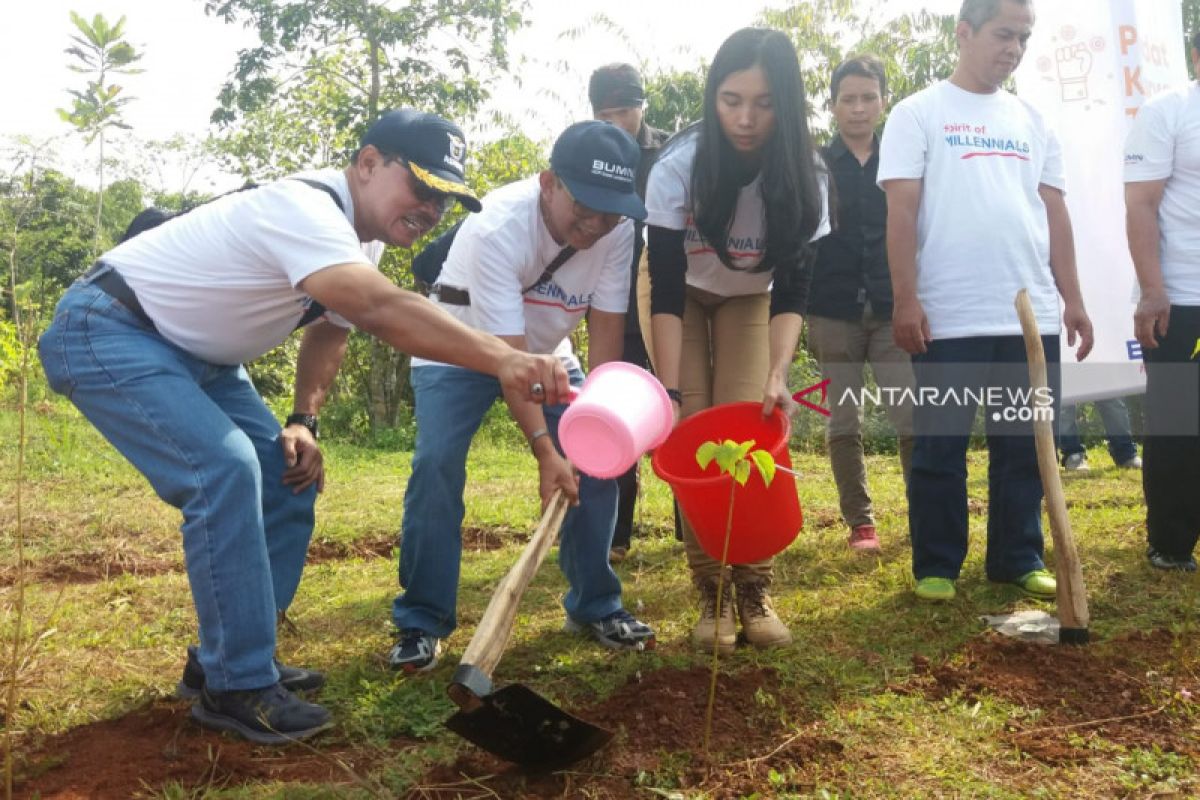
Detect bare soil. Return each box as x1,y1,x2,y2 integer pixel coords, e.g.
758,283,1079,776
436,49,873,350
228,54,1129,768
0,526,517,588
13,630,1198,799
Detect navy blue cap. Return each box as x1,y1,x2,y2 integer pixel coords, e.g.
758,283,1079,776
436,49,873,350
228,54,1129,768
360,109,482,212
549,121,646,222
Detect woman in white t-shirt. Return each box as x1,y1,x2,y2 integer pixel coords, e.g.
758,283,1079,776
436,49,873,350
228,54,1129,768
645,27,827,654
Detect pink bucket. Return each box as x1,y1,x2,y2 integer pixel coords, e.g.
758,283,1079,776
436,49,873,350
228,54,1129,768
559,362,674,479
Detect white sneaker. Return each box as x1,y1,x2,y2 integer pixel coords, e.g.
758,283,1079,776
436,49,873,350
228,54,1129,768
1118,455,1142,469
1062,452,1089,471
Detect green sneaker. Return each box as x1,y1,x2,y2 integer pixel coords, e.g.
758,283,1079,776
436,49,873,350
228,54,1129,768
914,576,956,602
1013,569,1056,599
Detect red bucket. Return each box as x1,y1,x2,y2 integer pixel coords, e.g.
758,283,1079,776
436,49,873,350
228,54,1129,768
651,402,802,564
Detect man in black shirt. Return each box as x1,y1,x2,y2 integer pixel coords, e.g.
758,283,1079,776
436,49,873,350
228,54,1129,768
808,55,914,553
588,63,670,562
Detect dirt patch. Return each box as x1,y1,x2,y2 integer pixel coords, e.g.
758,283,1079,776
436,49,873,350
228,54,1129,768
13,701,408,799
412,665,842,799
1,527,518,588
306,533,397,563
909,630,1200,764
0,554,180,588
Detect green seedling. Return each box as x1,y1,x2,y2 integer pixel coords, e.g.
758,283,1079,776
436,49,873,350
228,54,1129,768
694,438,776,751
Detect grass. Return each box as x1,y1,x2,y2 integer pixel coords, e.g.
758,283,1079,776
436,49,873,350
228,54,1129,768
2,395,1198,798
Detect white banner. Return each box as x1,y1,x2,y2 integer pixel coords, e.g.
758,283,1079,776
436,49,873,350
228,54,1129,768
1015,0,1186,403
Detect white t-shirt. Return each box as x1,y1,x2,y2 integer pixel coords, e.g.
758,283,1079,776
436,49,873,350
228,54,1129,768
877,81,1065,339
644,132,830,297
105,169,384,365
413,176,633,369
1124,83,1200,306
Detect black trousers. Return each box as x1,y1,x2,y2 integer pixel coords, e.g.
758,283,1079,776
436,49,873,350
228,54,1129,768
1143,304,1200,559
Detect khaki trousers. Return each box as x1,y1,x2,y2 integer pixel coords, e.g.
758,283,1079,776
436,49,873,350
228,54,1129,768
639,255,775,584
807,311,914,529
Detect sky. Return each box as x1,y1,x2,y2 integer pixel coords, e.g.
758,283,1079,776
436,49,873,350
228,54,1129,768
1,0,961,189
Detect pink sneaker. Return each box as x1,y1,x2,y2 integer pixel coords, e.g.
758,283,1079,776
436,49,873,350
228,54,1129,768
848,524,881,552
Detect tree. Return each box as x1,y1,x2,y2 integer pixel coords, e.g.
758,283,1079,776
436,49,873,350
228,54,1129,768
762,0,957,142
204,0,526,176
57,11,144,258
644,66,705,134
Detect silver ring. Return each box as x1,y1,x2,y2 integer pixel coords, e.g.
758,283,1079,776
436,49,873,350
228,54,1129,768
530,382,544,396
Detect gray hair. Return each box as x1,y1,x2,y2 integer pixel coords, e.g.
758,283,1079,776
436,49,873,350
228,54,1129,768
959,0,1032,30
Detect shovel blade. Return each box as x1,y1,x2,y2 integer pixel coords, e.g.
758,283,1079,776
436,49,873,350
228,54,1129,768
445,683,611,769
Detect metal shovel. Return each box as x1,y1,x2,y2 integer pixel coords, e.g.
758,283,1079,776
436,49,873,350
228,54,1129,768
444,489,613,768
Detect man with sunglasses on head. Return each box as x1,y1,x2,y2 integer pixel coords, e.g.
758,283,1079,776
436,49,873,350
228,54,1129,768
38,109,569,745
389,120,657,673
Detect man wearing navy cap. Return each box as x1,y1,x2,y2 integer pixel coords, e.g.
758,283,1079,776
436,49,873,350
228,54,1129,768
389,121,657,673
38,109,569,744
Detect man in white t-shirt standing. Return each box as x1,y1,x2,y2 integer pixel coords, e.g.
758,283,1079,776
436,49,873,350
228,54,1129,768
388,121,657,673
1124,31,1200,573
877,0,1093,602
37,110,570,744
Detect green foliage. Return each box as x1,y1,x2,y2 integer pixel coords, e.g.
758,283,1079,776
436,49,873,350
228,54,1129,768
57,12,143,144
644,66,705,134
1116,746,1193,793
205,0,528,177
761,1,957,142
695,438,776,487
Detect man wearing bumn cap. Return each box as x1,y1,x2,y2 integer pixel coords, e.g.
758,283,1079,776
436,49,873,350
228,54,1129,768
38,109,570,745
389,121,657,673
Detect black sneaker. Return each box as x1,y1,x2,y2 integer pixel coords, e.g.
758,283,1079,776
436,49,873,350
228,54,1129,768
1147,546,1198,572
388,629,442,673
191,682,332,745
176,645,325,700
564,609,657,650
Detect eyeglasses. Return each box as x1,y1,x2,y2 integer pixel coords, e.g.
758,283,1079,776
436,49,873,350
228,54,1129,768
556,177,623,229
384,156,455,214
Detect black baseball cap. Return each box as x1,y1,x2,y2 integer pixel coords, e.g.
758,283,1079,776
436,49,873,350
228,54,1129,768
588,63,646,112
550,121,646,222
360,109,482,212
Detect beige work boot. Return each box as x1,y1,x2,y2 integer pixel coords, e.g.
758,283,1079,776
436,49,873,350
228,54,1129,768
692,578,736,655
735,579,792,648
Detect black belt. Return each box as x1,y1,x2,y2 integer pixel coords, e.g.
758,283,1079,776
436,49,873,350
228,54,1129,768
83,262,156,329
432,284,471,306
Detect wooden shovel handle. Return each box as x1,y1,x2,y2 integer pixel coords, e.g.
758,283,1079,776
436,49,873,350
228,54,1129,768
1014,289,1089,630
456,489,571,680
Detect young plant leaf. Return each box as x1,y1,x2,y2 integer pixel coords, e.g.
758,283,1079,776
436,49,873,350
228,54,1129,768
696,440,719,470
748,450,777,487
733,460,752,486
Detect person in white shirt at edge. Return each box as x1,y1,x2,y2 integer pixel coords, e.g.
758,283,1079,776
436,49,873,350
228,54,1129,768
1123,29,1200,573
645,27,830,655
387,121,657,674
37,110,571,745
877,0,1093,604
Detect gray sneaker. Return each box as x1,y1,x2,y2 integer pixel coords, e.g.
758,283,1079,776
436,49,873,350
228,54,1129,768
1147,546,1198,572
1062,452,1089,471
191,682,332,745
564,609,656,650
388,628,443,674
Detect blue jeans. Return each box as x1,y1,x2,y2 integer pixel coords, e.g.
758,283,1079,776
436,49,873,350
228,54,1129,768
908,335,1060,582
392,364,623,636
1058,398,1137,464
37,276,315,691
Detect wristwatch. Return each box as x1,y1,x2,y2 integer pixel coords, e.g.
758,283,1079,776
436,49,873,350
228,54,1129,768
285,413,319,439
